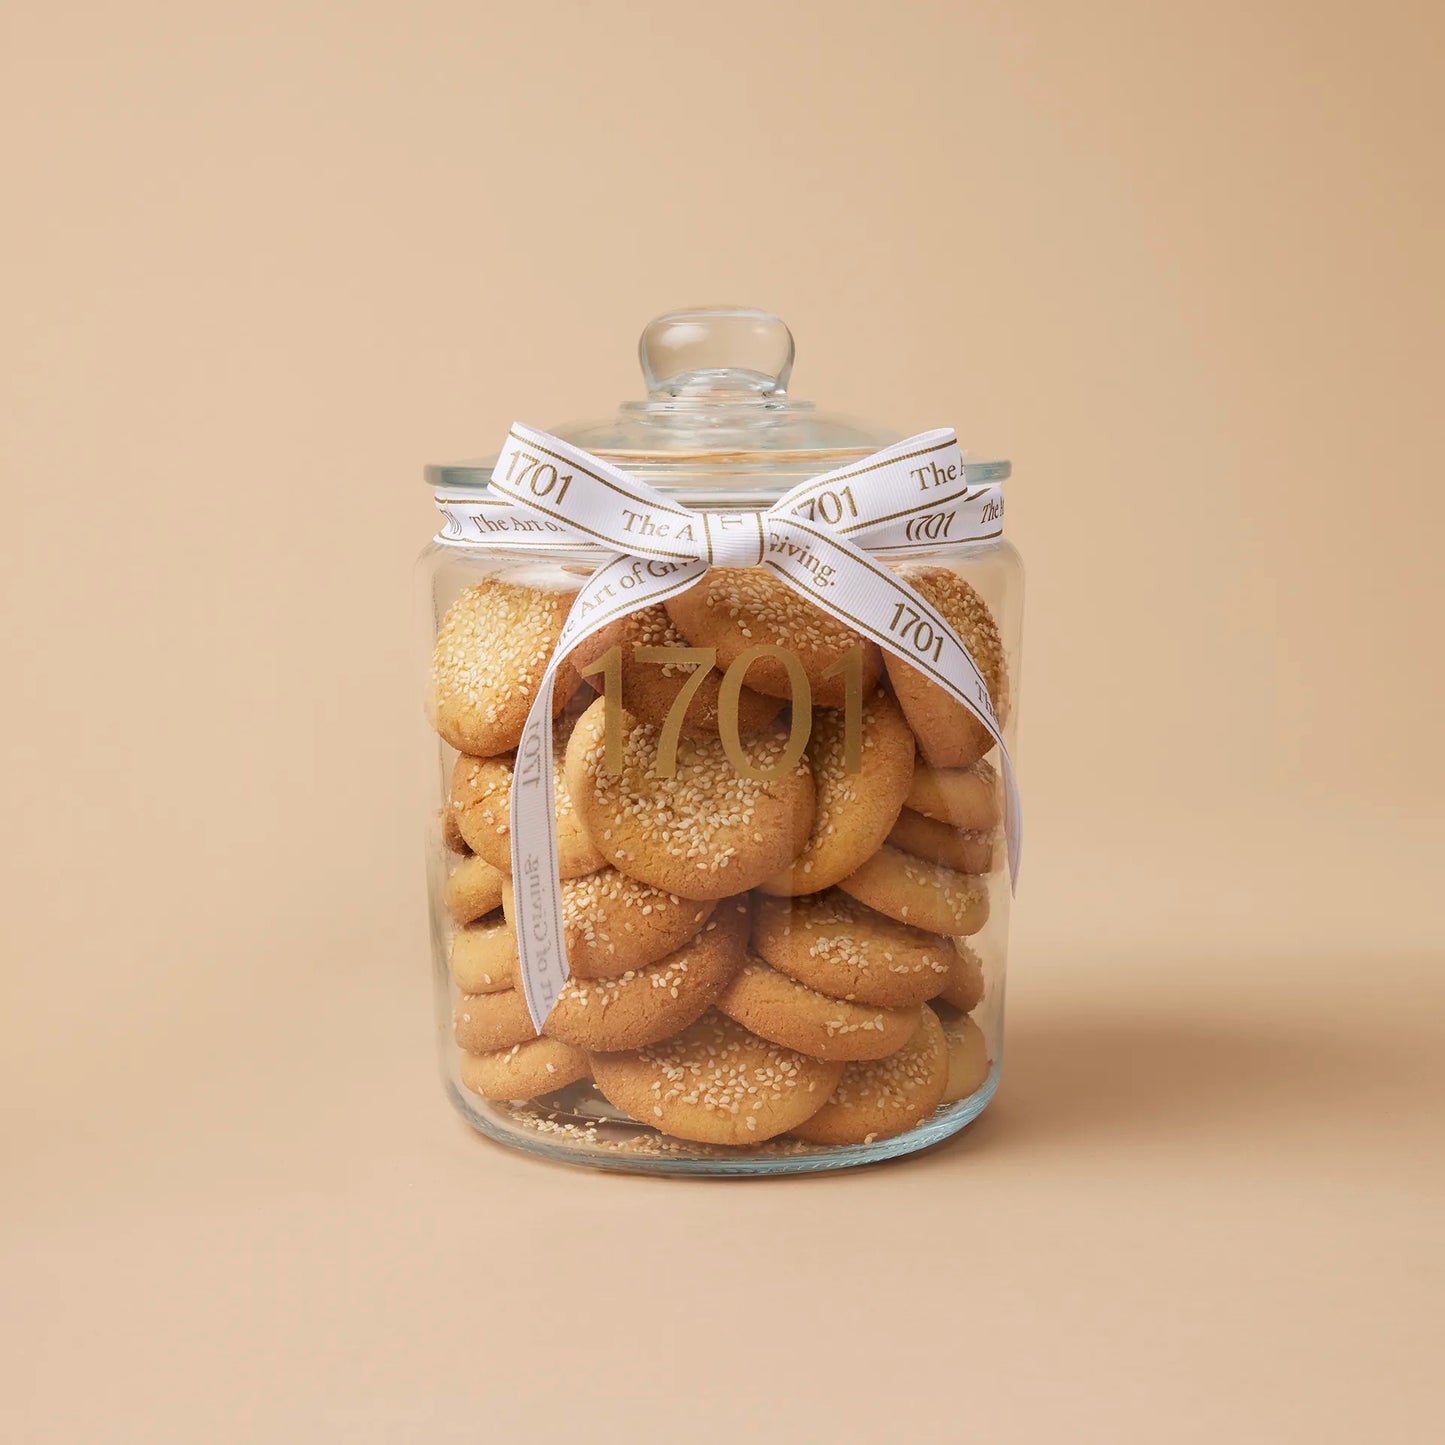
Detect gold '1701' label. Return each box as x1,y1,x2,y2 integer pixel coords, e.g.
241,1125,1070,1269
577,644,866,782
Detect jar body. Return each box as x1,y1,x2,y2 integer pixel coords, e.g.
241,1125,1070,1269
420,536,1022,1175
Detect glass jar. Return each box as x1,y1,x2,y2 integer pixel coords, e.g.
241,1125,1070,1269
420,307,1022,1175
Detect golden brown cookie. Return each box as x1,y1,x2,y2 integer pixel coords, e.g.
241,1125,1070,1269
448,914,518,994
715,958,921,1062
450,731,606,879
503,869,716,979
444,856,507,925
441,805,470,855
835,846,990,937
453,987,538,1053
459,1037,590,1101
427,579,581,756
938,940,985,1012
760,688,915,896
664,567,882,707
884,566,1009,769
904,759,1003,831
543,897,749,1052
569,604,784,738
752,891,953,1008
791,1006,949,1144
590,1009,844,1145
564,696,815,899
886,808,999,875
937,1013,991,1103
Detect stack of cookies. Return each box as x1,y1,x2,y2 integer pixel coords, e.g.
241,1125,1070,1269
428,565,1006,1151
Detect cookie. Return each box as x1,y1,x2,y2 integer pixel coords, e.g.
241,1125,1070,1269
448,914,518,994
459,1037,590,1101
760,688,915,896
938,940,985,1013
543,897,749,1052
937,1013,991,1103
752,890,953,1008
564,696,815,899
568,604,784,738
835,846,990,937
441,805,470,855
444,856,507,925
503,868,716,979
590,1009,845,1145
428,579,581,756
904,759,1002,831
450,731,606,879
664,567,882,707
715,958,922,1062
790,1006,949,1145
886,808,998,875
883,567,1009,769
453,987,538,1053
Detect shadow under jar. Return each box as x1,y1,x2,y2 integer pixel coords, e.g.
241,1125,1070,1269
419,307,1022,1176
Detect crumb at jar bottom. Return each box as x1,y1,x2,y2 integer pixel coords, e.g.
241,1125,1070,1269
443,1064,1002,1177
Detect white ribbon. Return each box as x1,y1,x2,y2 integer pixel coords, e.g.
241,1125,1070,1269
437,423,1021,1028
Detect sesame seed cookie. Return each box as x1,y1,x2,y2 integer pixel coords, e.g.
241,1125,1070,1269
715,957,922,1062
444,855,507,925
450,733,606,879
884,567,1009,769
937,1012,992,1103
569,604,785,738
752,890,953,1008
428,579,581,757
453,987,538,1053
886,808,999,875
760,688,915,896
790,1006,949,1145
590,1008,845,1145
835,845,990,937
448,914,518,994
564,696,815,900
664,567,882,707
459,1037,591,1101
502,868,716,979
904,759,1003,831
543,897,750,1053
939,940,986,1013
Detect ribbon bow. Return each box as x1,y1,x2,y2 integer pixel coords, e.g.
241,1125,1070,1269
436,422,1021,1028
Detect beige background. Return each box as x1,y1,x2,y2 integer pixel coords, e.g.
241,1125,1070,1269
3,1,1442,1439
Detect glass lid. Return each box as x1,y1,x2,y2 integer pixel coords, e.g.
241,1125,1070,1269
426,306,1010,500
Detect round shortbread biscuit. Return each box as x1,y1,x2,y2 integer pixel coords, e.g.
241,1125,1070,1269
664,567,882,707
904,759,1003,831
590,1009,845,1145
453,987,538,1053
752,890,954,1008
503,868,716,980
715,957,922,1062
568,604,784,738
760,688,915,896
939,940,986,1012
444,856,507,925
564,696,815,900
883,567,1009,770
449,913,518,994
427,579,581,756
450,732,605,879
790,1006,949,1145
938,1013,992,1103
459,1037,590,1101
886,808,999,875
835,846,990,937
543,897,749,1052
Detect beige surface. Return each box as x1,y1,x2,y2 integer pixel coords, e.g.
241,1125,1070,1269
2,2,1442,1440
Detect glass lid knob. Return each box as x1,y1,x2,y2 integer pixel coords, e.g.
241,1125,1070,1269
638,306,796,400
